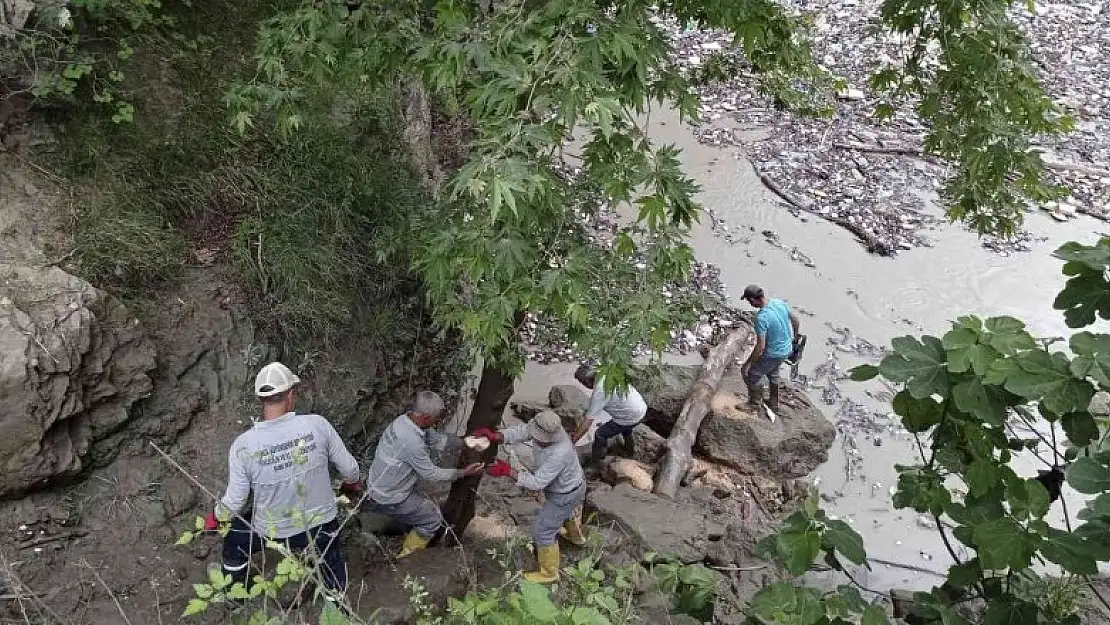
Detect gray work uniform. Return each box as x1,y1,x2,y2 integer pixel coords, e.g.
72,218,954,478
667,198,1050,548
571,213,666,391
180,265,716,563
217,412,360,539
502,425,586,546
366,414,462,537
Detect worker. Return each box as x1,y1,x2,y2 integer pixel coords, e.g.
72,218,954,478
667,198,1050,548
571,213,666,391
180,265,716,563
365,390,485,558
204,361,363,595
472,411,586,584
570,364,647,465
740,284,800,411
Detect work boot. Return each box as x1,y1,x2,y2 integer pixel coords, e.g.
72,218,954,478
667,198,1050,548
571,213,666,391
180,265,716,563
524,543,561,584
559,507,587,547
746,384,764,409
768,383,781,411
396,531,430,559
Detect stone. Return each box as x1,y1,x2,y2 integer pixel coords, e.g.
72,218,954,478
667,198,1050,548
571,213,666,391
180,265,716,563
630,364,700,434
587,483,725,563
695,375,835,480
603,458,654,492
631,423,666,464
0,264,156,497
548,383,589,428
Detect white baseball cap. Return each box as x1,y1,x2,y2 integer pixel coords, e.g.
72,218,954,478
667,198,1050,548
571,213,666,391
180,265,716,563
254,362,300,397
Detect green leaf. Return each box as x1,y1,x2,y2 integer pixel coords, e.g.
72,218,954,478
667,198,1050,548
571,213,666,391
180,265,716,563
519,581,558,622
1062,411,1099,446
1009,479,1050,520
821,520,866,566
182,598,208,617
892,391,943,432
1070,332,1110,386
984,316,1037,355
849,364,879,381
1078,492,1110,520
948,343,1001,376
951,379,1006,425
972,517,1037,570
965,459,1001,497
1053,240,1110,328
748,583,824,625
175,531,195,546
880,336,949,398
1068,456,1110,494
776,530,822,575
945,558,982,587
1005,349,1093,415
320,603,349,625
983,598,1039,625
861,604,891,625
192,583,214,600
1040,528,1100,575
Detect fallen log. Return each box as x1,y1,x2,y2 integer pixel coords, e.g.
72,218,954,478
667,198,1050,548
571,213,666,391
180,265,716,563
653,326,754,499
755,168,896,256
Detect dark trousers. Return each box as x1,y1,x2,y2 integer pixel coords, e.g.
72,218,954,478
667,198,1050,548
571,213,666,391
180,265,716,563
221,516,347,591
592,420,636,463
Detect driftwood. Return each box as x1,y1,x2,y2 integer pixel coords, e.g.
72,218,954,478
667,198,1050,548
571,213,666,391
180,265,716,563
755,168,896,256
833,141,1110,179
653,326,754,499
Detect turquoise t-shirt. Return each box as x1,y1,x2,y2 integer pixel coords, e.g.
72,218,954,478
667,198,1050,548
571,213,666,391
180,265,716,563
755,298,794,359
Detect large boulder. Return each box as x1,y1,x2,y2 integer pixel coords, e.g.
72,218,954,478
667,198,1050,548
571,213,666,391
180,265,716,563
0,264,156,497
630,364,699,435
696,373,835,479
587,483,726,563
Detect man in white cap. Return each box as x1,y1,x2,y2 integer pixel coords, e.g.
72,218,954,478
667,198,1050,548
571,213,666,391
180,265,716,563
472,410,586,584
203,361,363,595
365,390,485,558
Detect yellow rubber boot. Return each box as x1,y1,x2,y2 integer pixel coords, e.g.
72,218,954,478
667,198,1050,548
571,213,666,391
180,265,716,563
396,531,430,559
559,507,587,547
523,543,560,584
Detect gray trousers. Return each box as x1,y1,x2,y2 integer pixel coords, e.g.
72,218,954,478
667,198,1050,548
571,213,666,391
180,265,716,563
744,354,785,387
368,490,442,538
533,483,586,546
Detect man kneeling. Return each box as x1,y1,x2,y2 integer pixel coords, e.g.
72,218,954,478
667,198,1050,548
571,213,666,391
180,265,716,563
366,391,484,558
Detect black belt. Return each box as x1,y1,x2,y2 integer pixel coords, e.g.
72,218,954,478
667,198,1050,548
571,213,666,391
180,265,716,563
550,482,585,495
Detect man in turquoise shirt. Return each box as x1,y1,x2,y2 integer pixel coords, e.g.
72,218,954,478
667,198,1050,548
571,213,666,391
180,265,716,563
741,285,800,411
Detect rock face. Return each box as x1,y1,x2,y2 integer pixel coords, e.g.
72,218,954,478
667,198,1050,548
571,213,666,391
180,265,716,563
587,483,726,563
696,375,835,479
0,265,156,497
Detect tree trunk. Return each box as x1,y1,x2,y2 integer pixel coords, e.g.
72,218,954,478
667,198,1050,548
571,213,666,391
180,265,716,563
438,362,516,544
653,326,754,499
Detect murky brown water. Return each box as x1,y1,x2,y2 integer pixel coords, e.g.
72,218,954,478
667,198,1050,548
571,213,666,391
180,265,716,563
513,106,1108,591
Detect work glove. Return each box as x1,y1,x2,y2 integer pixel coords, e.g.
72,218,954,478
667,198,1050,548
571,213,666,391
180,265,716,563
340,480,366,497
203,511,220,532
486,459,514,478
471,427,503,443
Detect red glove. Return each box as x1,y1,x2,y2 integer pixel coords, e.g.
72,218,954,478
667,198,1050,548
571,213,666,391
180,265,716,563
487,459,514,478
203,512,219,531
340,480,365,496
472,428,503,443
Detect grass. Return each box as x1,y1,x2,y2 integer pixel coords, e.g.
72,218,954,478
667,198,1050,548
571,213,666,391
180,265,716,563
44,0,435,355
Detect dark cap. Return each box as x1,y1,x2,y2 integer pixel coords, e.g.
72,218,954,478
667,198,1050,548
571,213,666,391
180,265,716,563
741,284,764,302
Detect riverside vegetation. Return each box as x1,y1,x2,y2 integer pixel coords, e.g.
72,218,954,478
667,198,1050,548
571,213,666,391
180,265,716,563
2,0,1108,622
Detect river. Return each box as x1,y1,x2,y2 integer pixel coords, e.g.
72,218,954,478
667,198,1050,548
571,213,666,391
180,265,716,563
508,106,1107,592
